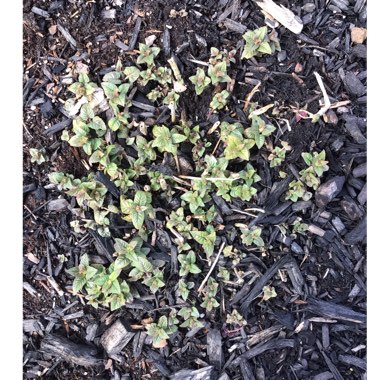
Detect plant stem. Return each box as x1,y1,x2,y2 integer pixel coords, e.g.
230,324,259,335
197,241,226,294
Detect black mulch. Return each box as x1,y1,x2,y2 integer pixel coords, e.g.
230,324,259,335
23,0,366,379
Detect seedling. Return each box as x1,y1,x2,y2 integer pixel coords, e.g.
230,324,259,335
137,43,160,66
146,313,179,348
286,180,311,202
210,90,229,110
208,61,231,85
120,190,155,229
226,309,247,327
178,279,194,301
242,26,281,59
261,285,277,301
178,307,203,328
29,148,47,164
191,225,216,259
268,141,291,167
200,277,219,311
178,251,201,276
240,226,264,247
68,73,97,99
189,68,211,95
301,150,329,177
245,115,276,149
151,125,186,155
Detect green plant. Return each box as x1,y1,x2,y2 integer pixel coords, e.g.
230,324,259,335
261,285,277,301
189,68,211,95
291,218,308,235
286,180,311,202
178,279,194,301
42,33,309,342
240,226,264,247
242,26,281,59
146,313,178,348
151,125,186,155
68,73,97,98
210,90,229,110
245,115,276,149
66,254,133,311
200,277,219,311
190,225,216,259
137,43,160,66
178,251,201,276
286,150,329,201
29,148,47,164
120,190,155,229
268,141,291,167
208,61,231,85
226,309,247,327
178,307,203,328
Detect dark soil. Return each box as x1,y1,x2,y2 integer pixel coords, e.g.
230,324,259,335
23,0,367,379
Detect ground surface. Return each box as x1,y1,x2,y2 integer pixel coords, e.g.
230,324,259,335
23,0,367,379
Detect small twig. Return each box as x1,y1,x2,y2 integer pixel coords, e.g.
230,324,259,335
168,57,185,85
231,209,259,218
244,207,266,213
211,137,222,156
187,58,209,67
313,72,331,121
198,242,226,294
243,82,261,113
167,226,184,244
172,176,192,187
179,175,239,182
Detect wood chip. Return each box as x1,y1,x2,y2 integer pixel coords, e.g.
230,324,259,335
351,27,367,44
100,319,135,355
57,23,77,48
40,334,102,367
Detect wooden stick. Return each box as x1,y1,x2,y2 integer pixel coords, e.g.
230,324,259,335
198,242,226,294
254,0,303,34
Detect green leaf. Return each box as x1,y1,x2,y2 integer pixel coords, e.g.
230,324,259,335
89,150,103,164
152,126,177,154
79,73,90,84
68,134,88,147
171,133,187,144
110,294,125,311
86,266,98,280
132,211,145,229
257,41,272,55
124,66,141,83
224,135,255,161
108,117,121,131
80,103,95,121
101,82,118,99
189,264,202,274
134,190,149,206
103,71,122,84
72,277,87,294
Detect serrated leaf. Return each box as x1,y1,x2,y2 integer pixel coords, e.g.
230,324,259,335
134,190,149,206
110,294,125,311
72,276,87,294
131,211,145,229
86,266,98,280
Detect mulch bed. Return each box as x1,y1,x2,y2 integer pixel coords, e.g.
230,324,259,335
23,0,367,379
